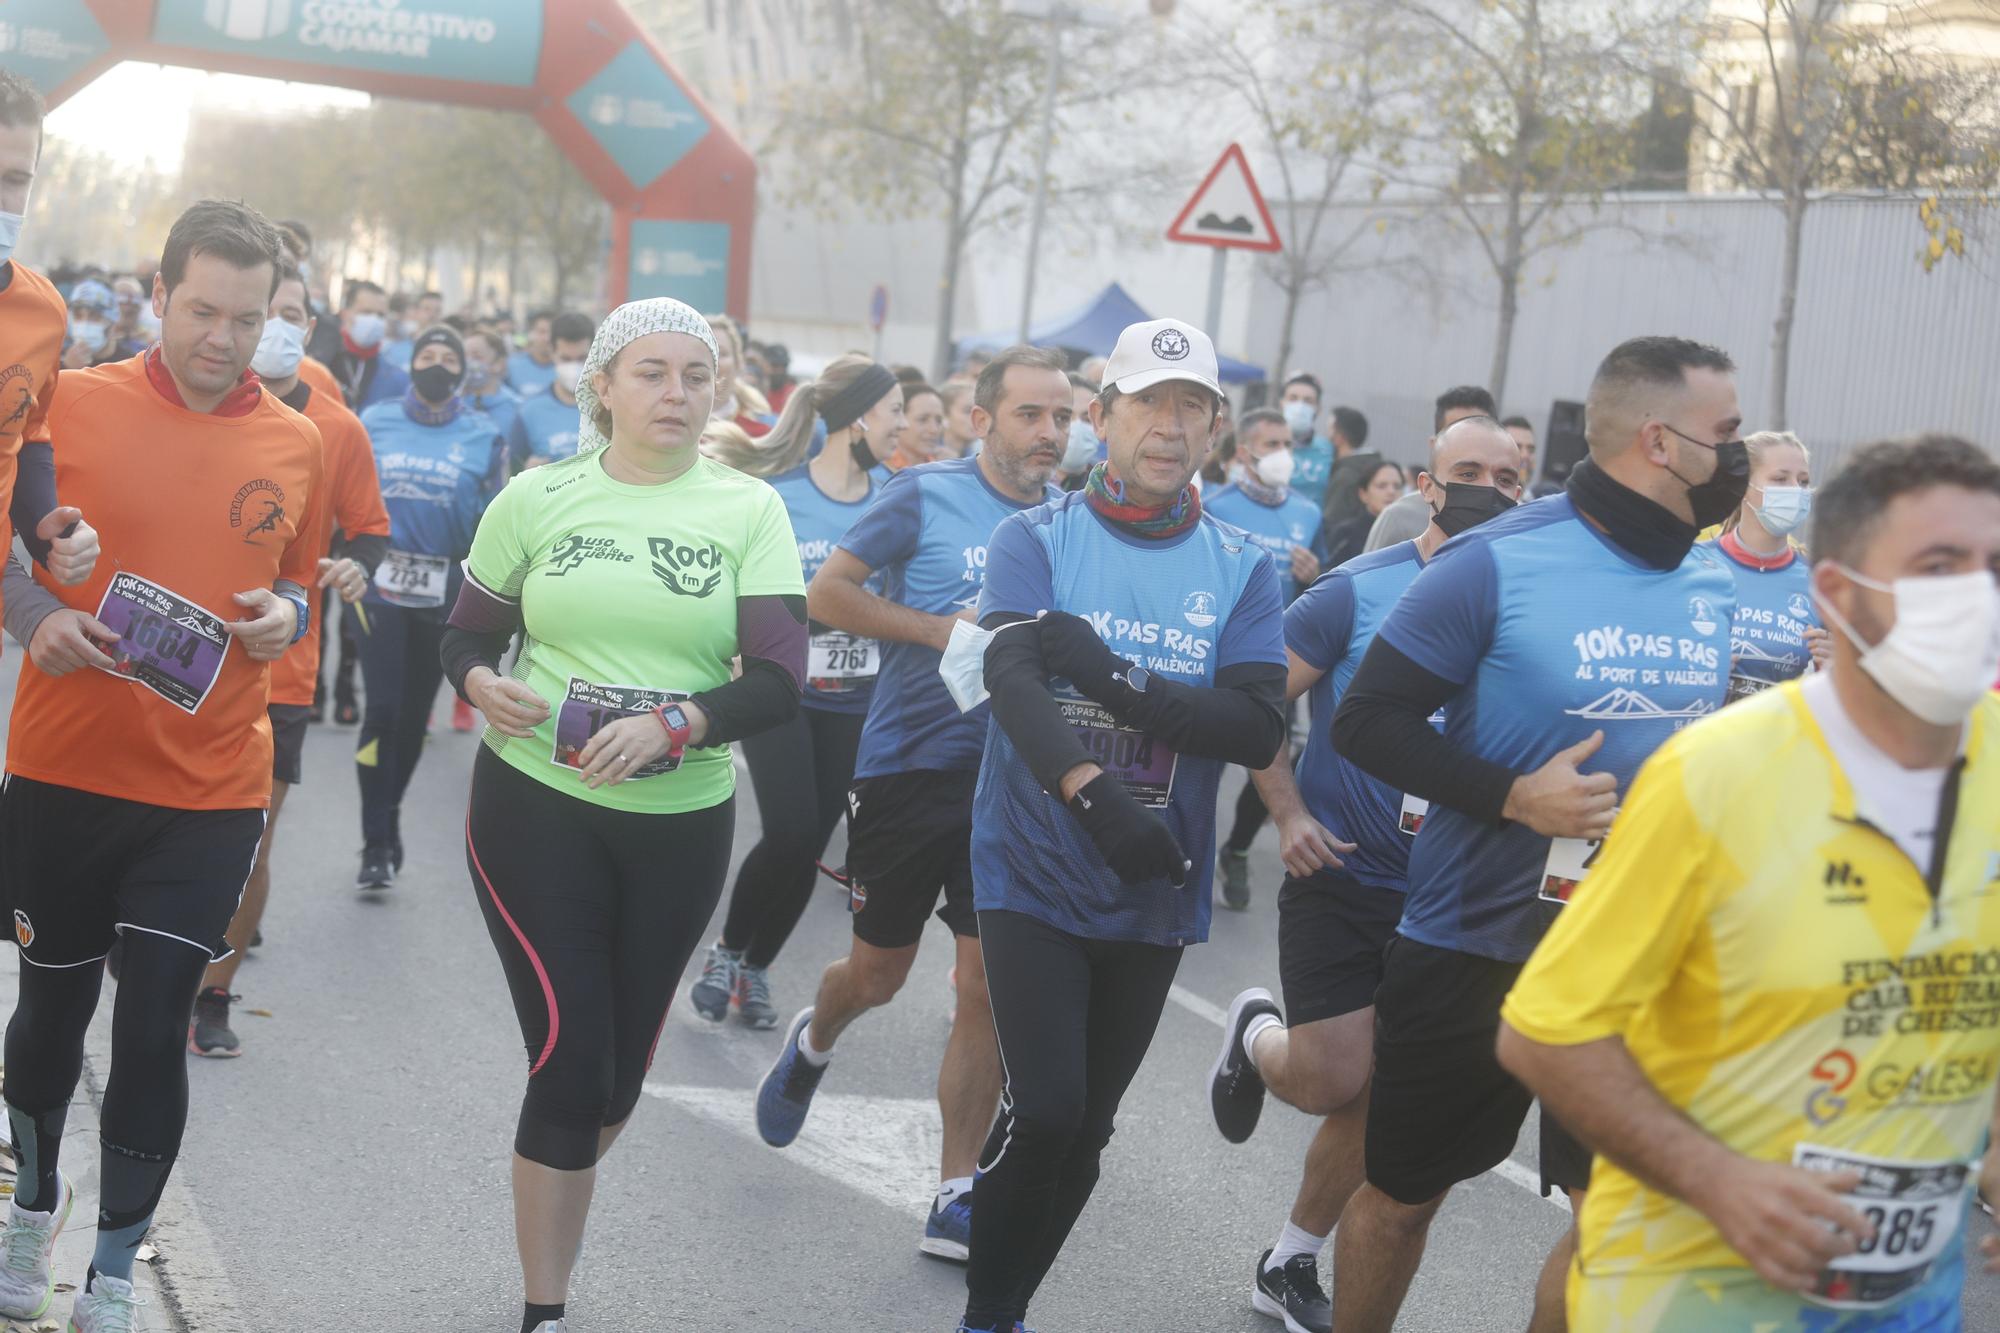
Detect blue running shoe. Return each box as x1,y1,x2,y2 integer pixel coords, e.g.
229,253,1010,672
756,1007,827,1147
920,1187,973,1262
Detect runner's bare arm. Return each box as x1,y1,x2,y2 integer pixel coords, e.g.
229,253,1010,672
808,547,965,651
1497,1027,1872,1291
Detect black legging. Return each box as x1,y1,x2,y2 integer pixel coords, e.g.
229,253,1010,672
965,908,1183,1328
465,748,734,1171
717,705,864,969
355,602,447,848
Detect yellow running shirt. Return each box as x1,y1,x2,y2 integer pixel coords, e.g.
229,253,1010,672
1503,681,2000,1331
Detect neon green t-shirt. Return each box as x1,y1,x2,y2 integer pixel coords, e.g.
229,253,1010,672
466,449,805,813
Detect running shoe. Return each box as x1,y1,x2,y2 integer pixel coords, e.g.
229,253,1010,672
1210,987,1280,1144
690,943,741,1023
67,1271,148,1332
920,1188,973,1263
1252,1249,1332,1333
529,1323,565,1333
1218,847,1252,910
333,696,359,727
755,1007,826,1147
736,963,779,1030
187,987,241,1059
0,1172,73,1320
452,697,477,732
357,844,396,892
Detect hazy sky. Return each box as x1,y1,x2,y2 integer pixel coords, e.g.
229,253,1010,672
44,62,369,170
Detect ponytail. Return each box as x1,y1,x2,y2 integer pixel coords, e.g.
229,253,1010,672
707,382,821,477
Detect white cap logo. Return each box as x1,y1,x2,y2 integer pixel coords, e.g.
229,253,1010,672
1151,328,1190,361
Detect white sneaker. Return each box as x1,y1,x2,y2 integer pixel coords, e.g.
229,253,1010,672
0,1171,73,1319
529,1323,565,1333
68,1272,149,1332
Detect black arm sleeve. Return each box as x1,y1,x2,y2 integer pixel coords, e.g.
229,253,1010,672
12,441,57,568
441,578,522,701
335,531,389,579
689,656,801,747
982,611,1095,797
1330,637,1519,824
1121,664,1287,769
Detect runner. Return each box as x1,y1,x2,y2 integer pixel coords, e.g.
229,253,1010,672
1705,429,1828,703
1323,337,1744,1333
0,200,323,1333
708,312,774,437
1205,406,1325,910
508,310,558,397
1498,433,2000,1331
690,354,900,1028
326,279,408,411
465,329,526,442
956,318,1288,1333
1207,415,1525,1333
940,379,980,460
0,72,66,612
753,345,1068,1264
444,298,805,1333
189,259,389,1055
353,324,503,889
1278,374,1333,507
887,382,946,471
1365,385,1498,554
505,313,594,470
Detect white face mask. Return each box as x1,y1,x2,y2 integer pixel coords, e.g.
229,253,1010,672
1817,567,2000,726
1061,419,1098,473
0,210,22,267
938,616,1041,713
1252,446,1296,489
347,312,386,348
251,317,307,380
1753,484,1811,537
1281,399,1315,439
554,360,586,395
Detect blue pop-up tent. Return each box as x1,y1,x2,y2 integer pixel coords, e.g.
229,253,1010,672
955,282,1266,383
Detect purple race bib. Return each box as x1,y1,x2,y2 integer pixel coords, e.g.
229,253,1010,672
92,572,229,714
1058,686,1177,809
550,677,688,779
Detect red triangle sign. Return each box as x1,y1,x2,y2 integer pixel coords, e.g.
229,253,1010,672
1167,143,1281,253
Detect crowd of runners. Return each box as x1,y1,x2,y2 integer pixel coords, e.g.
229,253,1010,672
0,68,1998,1333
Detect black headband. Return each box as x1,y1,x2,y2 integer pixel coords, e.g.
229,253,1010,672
817,363,898,434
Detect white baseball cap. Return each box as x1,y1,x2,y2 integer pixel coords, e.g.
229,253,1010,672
1103,318,1223,398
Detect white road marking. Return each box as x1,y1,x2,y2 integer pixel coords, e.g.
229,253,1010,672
1168,981,1570,1212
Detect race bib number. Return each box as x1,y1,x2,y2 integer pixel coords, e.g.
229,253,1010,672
1399,793,1429,836
807,631,878,692
1058,686,1176,809
374,550,450,609
550,678,689,779
1792,1143,1969,1310
92,573,229,715
1540,814,1618,904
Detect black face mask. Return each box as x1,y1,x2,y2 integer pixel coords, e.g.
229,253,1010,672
849,433,878,474
1430,482,1517,537
1663,426,1749,529
412,363,462,405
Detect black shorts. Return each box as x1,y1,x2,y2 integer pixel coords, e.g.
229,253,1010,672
270,703,311,786
843,768,977,949
1539,1106,1592,1197
1277,872,1404,1026
1365,934,1536,1205
2,775,264,967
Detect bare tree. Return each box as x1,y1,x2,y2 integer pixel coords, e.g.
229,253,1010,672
1682,0,2000,426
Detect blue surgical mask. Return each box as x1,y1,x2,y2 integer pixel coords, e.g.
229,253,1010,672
1282,400,1316,439
0,210,22,267
1753,484,1811,537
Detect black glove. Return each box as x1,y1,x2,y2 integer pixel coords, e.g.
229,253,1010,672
1039,611,1139,711
1066,771,1189,887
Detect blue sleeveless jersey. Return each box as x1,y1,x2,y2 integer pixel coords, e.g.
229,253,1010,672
1288,541,1429,891
768,463,882,716
1203,483,1326,603
843,457,1057,779
971,494,1286,946
1377,496,1735,961
1700,537,1819,703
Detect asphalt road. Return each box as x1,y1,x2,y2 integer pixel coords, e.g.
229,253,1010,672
1,655,1994,1333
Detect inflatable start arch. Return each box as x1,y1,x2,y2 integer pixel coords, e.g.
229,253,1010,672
0,0,756,313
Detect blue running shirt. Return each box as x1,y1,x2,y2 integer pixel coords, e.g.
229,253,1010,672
972,494,1286,946
1288,542,1429,892
1203,483,1326,602
508,350,557,398
768,463,881,716
842,457,1056,779
1376,496,1735,962
1291,436,1334,507
1701,536,1819,702
507,388,582,468
360,400,503,615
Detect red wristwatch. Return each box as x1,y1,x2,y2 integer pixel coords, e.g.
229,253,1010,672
653,702,693,761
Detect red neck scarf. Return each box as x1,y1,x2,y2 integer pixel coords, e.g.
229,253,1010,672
144,346,261,418
1719,528,1796,571
1083,462,1202,540
341,329,380,360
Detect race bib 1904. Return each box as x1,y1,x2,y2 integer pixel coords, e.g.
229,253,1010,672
374,549,450,609
550,677,689,779
92,572,229,714
1792,1143,1970,1310
807,630,878,692
1058,686,1177,809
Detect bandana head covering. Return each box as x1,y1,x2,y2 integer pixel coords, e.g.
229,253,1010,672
575,298,719,456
